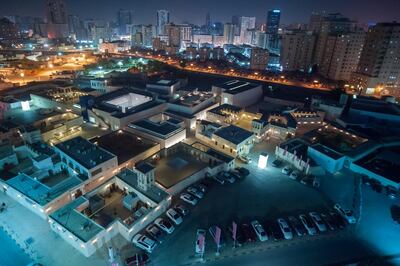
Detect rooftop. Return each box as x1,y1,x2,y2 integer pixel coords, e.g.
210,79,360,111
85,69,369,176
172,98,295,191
129,119,184,139
50,197,104,242
354,146,400,184
310,143,343,160
172,90,214,108
208,104,243,117
213,125,254,145
55,137,116,169
216,80,261,95
117,169,168,204
147,79,179,87
6,173,82,206
90,130,158,165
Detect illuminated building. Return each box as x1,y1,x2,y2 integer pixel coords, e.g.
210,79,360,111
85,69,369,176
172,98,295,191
156,10,170,36
223,23,235,44
250,47,269,70
351,22,400,97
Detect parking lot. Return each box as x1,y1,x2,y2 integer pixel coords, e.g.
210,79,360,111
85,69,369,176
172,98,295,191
124,139,358,265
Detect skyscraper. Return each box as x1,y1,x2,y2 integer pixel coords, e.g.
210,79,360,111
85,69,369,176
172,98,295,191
165,23,181,47
351,22,400,97
266,10,281,50
239,16,256,44
223,23,235,44
117,9,133,35
157,10,170,36
45,0,68,38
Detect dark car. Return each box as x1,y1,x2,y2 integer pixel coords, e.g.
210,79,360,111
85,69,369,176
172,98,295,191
288,216,306,236
272,159,283,167
174,204,189,216
266,220,284,241
228,222,246,246
125,253,149,266
241,223,257,242
329,212,346,229
236,167,250,177
321,213,337,231
145,224,163,243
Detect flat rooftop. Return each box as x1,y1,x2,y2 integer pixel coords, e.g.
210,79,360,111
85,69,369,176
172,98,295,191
6,173,82,206
147,79,179,86
50,197,104,242
305,125,367,154
354,146,400,184
350,98,400,116
310,143,343,160
129,119,184,139
56,136,116,169
173,91,214,108
90,130,158,165
144,143,215,189
217,80,260,95
93,88,162,118
213,125,253,145
208,104,243,117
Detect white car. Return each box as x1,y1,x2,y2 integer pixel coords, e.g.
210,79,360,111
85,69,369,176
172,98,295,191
155,218,175,234
132,234,157,253
166,208,183,225
282,166,292,175
251,220,268,241
277,218,293,240
187,186,204,199
180,193,198,205
299,214,317,235
238,156,252,164
289,171,299,180
334,204,356,224
309,212,327,232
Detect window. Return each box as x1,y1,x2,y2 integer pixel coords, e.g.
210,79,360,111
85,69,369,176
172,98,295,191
91,168,102,176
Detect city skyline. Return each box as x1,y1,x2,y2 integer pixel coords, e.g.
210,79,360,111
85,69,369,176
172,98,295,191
1,0,400,25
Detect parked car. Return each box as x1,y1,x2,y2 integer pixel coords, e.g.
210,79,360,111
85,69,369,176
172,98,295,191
329,212,346,229
145,224,163,243
288,216,306,236
166,208,183,225
251,220,268,241
309,212,327,232
238,155,252,164
195,229,206,254
154,218,175,234
180,193,198,205
235,167,250,177
300,176,314,186
209,226,225,246
334,204,356,224
196,183,207,193
241,223,257,242
320,213,337,231
229,171,241,180
289,171,300,180
174,204,189,216
124,253,149,266
132,234,157,253
299,214,317,235
187,186,204,199
221,172,235,183
272,159,283,167
277,218,293,240
213,174,225,185
267,220,284,241
282,166,292,175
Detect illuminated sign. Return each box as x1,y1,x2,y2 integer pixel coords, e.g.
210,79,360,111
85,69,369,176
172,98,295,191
258,153,269,169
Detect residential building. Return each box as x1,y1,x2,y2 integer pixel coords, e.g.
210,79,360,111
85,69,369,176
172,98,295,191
250,47,269,70
117,9,133,35
223,23,235,44
280,30,316,72
238,16,256,44
213,80,263,108
351,22,400,97
45,0,69,38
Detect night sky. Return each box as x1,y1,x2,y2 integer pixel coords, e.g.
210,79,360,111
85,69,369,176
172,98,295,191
1,0,399,25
